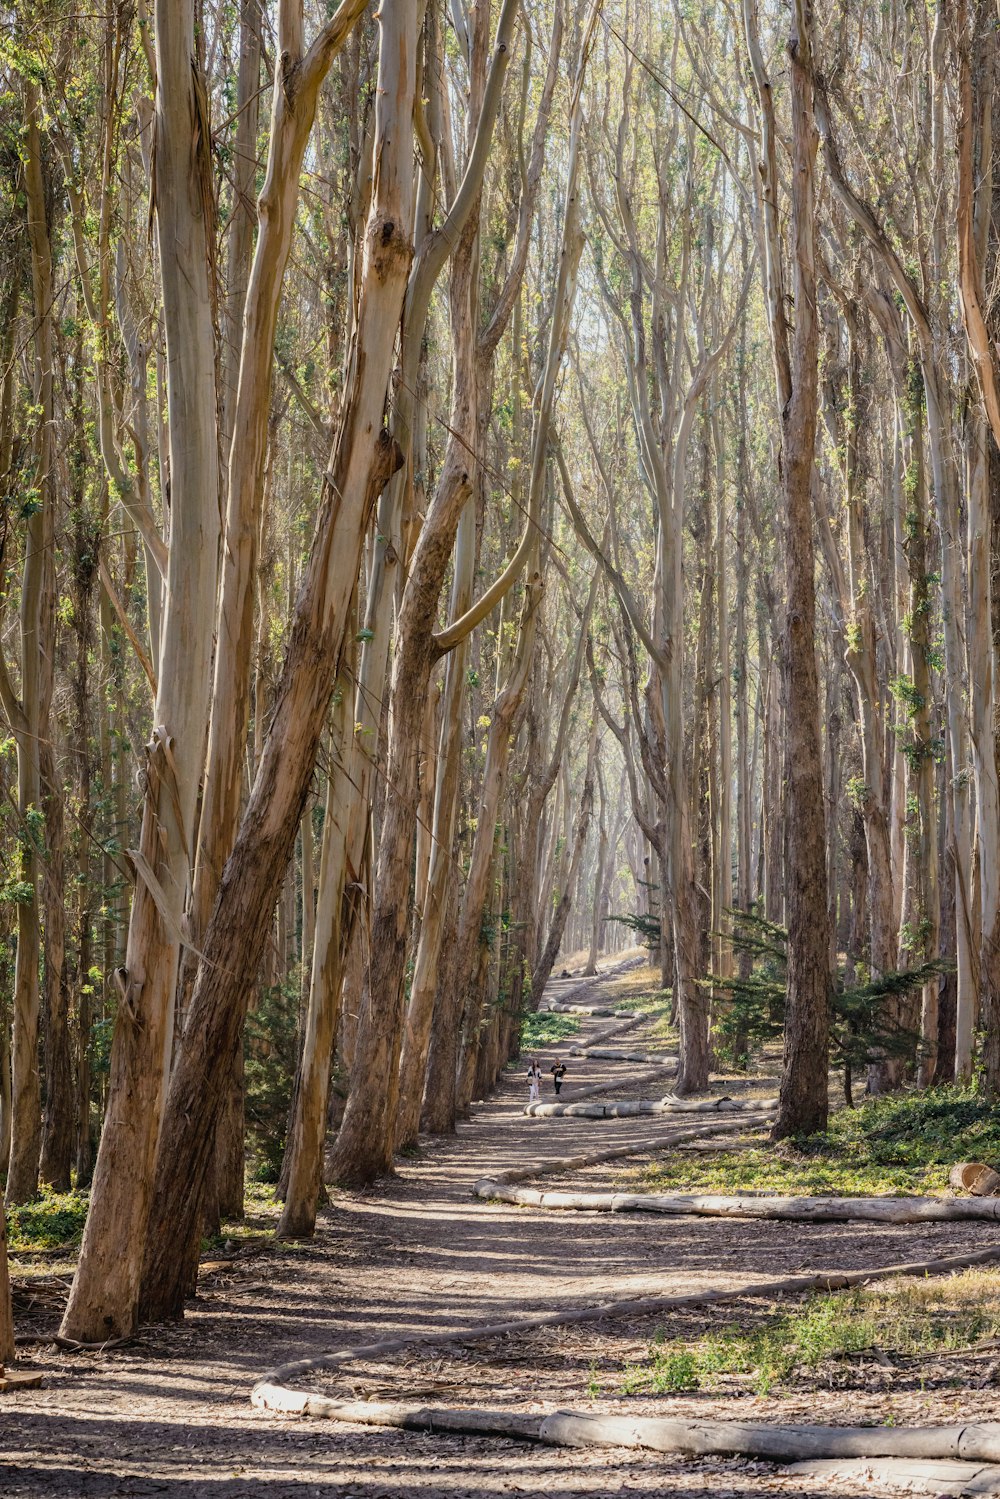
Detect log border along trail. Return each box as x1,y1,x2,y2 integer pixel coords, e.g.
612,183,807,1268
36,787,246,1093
253,964,1000,1489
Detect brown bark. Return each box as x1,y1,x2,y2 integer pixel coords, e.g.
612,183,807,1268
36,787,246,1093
532,721,599,1002
4,78,57,1205
136,4,415,1322
329,0,531,1186
61,0,223,1342
0,1192,12,1364
394,513,475,1152
452,574,543,1113
772,3,830,1139
39,742,73,1191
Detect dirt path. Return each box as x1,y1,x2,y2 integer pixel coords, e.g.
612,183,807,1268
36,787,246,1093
5,965,999,1497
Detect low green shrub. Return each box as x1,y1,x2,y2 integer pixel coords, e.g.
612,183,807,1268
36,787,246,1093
518,1011,581,1050
8,1188,89,1253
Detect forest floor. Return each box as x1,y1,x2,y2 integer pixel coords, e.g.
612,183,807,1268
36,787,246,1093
4,959,1000,1498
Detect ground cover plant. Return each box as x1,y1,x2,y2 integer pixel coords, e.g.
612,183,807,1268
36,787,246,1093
610,1269,1000,1398
632,1085,1000,1197
7,1190,89,1256
519,1011,582,1050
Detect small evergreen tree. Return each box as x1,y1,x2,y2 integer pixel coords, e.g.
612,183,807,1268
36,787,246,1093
709,909,952,1103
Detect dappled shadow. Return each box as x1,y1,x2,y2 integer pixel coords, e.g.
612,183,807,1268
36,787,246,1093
0,1407,833,1498
8,984,998,1499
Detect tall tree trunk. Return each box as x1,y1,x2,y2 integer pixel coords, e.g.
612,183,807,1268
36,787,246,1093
4,79,57,1205
452,575,543,1113
772,2,830,1139
39,743,73,1191
395,506,476,1152
61,0,223,1342
136,5,416,1322
0,1191,12,1365
531,719,599,1001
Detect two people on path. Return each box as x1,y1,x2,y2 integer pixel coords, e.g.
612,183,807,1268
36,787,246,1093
526,1057,568,1102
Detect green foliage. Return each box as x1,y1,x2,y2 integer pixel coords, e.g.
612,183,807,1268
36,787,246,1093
606,910,661,948
0,879,35,905
518,1011,581,1050
640,1144,944,1198
710,908,951,1089
820,1085,1000,1172
613,1271,1000,1398
8,1188,89,1254
244,977,301,1183
639,1084,1000,1198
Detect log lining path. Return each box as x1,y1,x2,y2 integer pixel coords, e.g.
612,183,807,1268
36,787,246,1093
5,958,1000,1498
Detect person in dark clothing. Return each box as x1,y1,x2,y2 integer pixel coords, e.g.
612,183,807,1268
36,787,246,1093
550,1061,568,1095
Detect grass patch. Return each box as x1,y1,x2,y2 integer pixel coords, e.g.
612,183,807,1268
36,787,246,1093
638,1146,947,1197
614,1270,1000,1398
637,1084,1000,1198
625,987,672,1016
519,1011,581,1049
8,1188,89,1253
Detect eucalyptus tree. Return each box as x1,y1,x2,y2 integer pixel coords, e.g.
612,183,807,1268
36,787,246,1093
565,12,752,1092
743,0,830,1134
814,0,972,1081
0,75,56,1204
330,0,596,1186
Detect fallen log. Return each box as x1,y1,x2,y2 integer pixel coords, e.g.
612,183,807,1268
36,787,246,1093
253,1391,1000,1468
476,1182,1000,1222
541,1004,641,1017
567,1047,677,1065
537,958,645,1015
525,1066,675,1113
481,1114,772,1188
785,1457,1000,1495
526,1092,775,1119
533,1414,1000,1462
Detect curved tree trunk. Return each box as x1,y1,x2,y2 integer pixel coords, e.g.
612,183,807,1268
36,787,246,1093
135,3,417,1322
395,508,475,1152
61,0,223,1342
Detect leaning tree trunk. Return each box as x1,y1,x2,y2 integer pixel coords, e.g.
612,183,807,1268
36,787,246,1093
394,504,476,1153
60,0,223,1343
327,395,475,1187
183,0,369,1229
136,5,417,1324
450,573,543,1115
